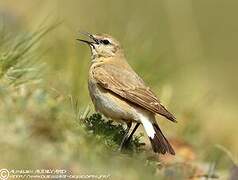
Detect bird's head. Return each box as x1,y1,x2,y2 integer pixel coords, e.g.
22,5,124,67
77,32,122,58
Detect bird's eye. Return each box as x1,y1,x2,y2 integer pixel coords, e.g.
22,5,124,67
101,39,110,45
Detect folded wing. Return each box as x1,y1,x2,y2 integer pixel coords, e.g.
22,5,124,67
93,64,176,122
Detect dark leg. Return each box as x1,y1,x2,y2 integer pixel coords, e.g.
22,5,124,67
124,122,140,146
119,121,132,151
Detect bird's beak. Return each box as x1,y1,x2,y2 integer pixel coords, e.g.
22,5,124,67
76,31,99,46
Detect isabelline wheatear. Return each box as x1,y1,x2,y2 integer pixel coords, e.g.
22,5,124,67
77,32,176,155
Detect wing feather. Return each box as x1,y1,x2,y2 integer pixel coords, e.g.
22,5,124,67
93,64,176,122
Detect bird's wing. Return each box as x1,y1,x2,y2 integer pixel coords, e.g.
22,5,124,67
93,64,176,122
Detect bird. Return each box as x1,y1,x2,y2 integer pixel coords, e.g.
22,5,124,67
77,32,176,155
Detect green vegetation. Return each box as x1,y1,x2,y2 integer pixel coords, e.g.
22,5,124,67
0,0,237,179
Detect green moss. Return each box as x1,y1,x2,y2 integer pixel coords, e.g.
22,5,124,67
81,113,144,152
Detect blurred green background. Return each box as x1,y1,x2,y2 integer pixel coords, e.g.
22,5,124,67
0,0,237,179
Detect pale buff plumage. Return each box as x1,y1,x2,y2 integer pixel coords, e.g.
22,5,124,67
77,32,176,155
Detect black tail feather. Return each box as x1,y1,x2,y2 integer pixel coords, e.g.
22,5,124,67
149,123,175,155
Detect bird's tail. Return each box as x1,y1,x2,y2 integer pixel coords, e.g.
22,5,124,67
140,116,175,155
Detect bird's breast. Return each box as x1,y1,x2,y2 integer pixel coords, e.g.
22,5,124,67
88,77,138,122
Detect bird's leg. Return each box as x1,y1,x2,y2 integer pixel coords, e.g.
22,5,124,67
123,122,140,146
119,121,132,151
